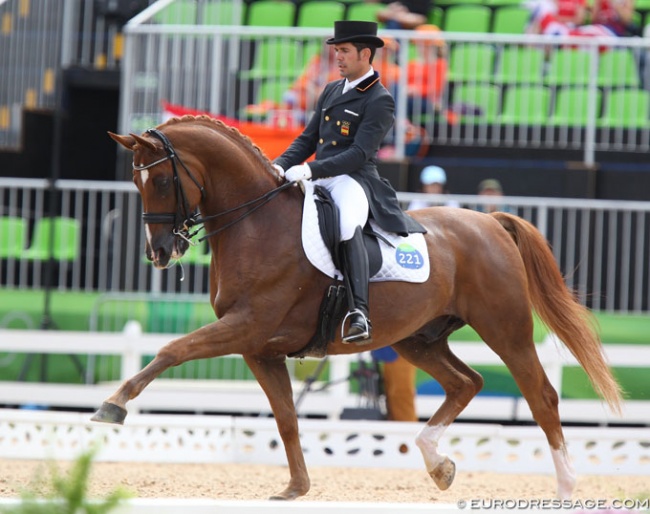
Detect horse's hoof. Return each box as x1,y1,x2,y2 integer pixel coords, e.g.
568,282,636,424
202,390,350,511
90,402,127,425
429,456,456,491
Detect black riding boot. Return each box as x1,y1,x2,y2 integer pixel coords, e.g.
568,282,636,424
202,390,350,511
340,226,372,344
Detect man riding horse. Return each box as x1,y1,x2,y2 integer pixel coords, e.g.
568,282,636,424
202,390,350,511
273,20,426,343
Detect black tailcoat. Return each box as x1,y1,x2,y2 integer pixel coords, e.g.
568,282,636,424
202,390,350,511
274,71,426,235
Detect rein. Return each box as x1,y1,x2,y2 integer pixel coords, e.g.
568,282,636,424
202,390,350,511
137,128,292,244
195,181,293,242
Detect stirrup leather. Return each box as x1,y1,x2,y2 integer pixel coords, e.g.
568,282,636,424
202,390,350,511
341,308,372,343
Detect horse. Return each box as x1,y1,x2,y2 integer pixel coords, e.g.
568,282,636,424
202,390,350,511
92,115,622,501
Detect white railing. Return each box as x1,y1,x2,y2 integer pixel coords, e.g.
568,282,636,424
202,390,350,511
0,326,648,425
0,408,649,476
3,177,650,312
121,20,650,163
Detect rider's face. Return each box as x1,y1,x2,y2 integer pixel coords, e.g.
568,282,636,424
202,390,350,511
334,43,369,82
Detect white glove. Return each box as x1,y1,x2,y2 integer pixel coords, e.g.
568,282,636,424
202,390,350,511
285,163,312,182
272,164,285,177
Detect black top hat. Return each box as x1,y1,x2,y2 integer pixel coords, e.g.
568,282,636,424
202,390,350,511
326,20,385,48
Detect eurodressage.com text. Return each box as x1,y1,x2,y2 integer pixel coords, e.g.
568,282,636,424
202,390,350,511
458,498,650,510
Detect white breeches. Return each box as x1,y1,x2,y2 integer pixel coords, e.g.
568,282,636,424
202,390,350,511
315,174,369,241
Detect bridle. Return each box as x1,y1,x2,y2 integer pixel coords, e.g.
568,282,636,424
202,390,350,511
134,128,292,244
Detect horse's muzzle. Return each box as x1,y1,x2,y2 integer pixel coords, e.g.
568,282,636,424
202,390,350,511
149,234,190,269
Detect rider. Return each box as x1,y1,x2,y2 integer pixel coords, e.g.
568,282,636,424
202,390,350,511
273,20,426,344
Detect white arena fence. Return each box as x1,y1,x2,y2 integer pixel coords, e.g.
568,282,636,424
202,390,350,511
2,177,650,313
1,326,649,425
0,408,648,476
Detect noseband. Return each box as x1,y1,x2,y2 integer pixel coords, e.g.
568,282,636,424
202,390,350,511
135,128,292,244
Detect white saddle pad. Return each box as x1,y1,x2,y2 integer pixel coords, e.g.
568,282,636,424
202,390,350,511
301,181,430,283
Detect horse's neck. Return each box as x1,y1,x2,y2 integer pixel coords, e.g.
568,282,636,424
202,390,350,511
200,183,303,266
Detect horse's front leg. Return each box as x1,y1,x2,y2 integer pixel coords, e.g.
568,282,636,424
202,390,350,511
244,354,310,501
91,317,253,424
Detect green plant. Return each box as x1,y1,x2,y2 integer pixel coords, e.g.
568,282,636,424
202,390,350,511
1,446,132,514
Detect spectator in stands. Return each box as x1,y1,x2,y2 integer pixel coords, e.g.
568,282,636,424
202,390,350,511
555,0,588,27
525,0,618,38
371,0,432,30
590,0,639,36
408,165,459,210
372,35,402,97
283,45,340,113
476,178,510,213
406,24,448,123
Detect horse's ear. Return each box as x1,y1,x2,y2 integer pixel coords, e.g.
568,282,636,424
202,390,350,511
130,133,158,151
108,131,137,150
107,131,157,152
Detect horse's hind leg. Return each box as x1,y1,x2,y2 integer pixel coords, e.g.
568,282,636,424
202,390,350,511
243,354,310,501
473,298,576,498
491,338,576,499
393,338,483,491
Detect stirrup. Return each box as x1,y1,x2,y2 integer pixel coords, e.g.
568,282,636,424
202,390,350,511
341,309,372,344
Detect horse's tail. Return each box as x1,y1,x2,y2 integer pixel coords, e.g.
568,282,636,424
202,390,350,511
491,211,623,414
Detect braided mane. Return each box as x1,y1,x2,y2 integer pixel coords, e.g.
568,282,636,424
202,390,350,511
158,115,281,180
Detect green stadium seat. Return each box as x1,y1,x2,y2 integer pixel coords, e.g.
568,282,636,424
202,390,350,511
550,87,602,126
239,77,294,120
239,40,306,80
544,49,593,87
492,6,530,33
435,0,472,7
499,85,551,125
428,6,444,28
494,46,545,84
154,0,198,24
346,2,385,23
597,49,640,88
448,43,495,83
203,0,246,25
297,1,346,27
24,217,81,261
247,0,296,27
453,83,501,124
634,0,650,10
443,5,492,33
599,88,650,128
0,217,27,259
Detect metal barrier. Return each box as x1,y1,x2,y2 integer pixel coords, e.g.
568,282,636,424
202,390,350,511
2,177,650,313
4,0,650,161
119,16,650,163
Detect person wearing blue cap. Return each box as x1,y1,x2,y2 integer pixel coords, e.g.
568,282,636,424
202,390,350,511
408,165,459,211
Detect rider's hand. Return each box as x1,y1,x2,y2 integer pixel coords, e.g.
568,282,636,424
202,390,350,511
272,164,285,178
285,163,312,182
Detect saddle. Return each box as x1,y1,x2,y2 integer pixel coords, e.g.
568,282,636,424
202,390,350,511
312,184,382,278
290,184,430,359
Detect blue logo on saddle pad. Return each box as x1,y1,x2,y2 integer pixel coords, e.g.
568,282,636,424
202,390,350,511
395,243,424,269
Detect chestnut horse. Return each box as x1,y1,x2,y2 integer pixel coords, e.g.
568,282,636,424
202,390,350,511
93,115,622,500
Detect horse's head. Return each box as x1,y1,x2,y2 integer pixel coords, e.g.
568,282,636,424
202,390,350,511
109,129,205,269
